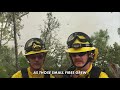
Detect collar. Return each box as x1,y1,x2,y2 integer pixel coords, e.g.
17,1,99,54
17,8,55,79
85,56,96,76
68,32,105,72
28,67,44,78
75,64,92,78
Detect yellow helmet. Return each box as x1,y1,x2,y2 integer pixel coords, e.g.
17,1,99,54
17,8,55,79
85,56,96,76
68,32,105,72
24,38,48,56
66,32,98,61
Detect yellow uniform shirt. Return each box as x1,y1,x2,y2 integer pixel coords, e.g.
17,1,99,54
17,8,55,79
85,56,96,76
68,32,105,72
11,67,55,78
75,64,109,78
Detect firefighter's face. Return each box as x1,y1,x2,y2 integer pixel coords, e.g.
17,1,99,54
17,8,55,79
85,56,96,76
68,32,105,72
27,53,45,70
70,52,88,67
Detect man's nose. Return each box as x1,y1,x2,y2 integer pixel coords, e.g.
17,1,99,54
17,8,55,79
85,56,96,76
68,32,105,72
34,57,40,61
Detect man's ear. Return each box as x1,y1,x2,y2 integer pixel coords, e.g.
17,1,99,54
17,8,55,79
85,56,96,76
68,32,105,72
26,56,30,63
88,52,95,61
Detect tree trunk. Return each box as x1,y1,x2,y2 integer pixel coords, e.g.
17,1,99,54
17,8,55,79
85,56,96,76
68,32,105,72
0,30,2,47
13,12,19,71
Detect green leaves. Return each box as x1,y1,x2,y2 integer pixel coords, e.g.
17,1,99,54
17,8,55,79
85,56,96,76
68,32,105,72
0,12,29,46
40,12,70,71
91,29,120,77
0,12,29,77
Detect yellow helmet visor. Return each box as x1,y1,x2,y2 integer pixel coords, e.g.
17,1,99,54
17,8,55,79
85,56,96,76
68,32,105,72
25,50,48,56
66,47,96,53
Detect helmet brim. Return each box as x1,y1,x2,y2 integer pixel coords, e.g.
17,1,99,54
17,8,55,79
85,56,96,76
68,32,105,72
65,47,96,53
66,47,98,61
24,50,48,55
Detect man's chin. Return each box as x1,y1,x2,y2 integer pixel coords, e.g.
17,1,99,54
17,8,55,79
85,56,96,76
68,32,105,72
33,67,41,71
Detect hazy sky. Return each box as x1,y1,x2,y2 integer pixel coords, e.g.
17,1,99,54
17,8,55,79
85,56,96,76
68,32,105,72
8,12,120,53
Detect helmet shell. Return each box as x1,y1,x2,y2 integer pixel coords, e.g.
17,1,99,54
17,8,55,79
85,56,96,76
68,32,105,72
66,32,98,61
24,38,48,55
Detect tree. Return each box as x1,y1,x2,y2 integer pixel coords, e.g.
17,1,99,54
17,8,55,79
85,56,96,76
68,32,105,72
18,51,29,69
0,12,29,47
0,12,13,47
90,29,120,77
12,12,29,71
0,46,16,77
118,28,120,37
39,12,71,71
109,42,120,65
91,29,110,70
0,12,29,74
11,12,29,71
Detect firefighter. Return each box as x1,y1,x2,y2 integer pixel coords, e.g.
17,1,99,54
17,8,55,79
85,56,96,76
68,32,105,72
63,32,109,78
12,38,54,78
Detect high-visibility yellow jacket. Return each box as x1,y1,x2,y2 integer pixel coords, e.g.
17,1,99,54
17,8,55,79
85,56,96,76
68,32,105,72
11,67,55,78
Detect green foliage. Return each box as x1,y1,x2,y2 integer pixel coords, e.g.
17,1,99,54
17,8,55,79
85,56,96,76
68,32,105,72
18,55,29,69
0,66,9,78
40,12,70,71
0,46,29,78
0,46,16,77
91,30,109,67
0,12,29,46
0,12,30,78
91,29,120,77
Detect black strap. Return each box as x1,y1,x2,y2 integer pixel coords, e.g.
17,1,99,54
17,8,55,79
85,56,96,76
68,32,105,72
89,66,101,78
21,68,50,78
63,66,101,78
44,74,50,78
21,68,29,78
63,65,76,78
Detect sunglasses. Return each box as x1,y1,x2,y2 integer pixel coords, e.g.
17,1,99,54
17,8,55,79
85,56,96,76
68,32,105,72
27,53,44,60
70,52,87,57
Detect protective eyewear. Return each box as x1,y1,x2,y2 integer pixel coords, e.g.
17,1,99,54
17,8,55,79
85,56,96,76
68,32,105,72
27,53,44,59
70,52,87,57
